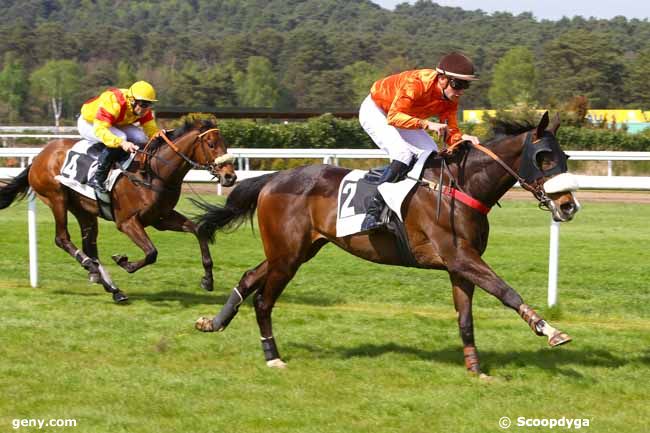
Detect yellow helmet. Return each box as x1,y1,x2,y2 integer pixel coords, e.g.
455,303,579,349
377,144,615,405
128,81,158,102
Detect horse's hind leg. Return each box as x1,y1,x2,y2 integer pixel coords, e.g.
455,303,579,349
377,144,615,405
153,210,214,292
195,261,268,332
70,208,100,283
450,273,488,378
49,198,128,302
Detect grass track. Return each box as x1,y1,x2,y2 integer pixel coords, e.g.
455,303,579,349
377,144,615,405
1,195,649,432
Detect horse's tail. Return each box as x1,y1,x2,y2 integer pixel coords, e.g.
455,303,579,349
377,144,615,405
192,172,280,243
0,165,31,209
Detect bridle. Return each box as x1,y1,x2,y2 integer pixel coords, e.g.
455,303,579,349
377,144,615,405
468,132,556,210
150,128,235,178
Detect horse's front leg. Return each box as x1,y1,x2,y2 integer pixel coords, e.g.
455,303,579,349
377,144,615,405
448,243,572,347
449,273,490,378
113,217,157,273
153,210,214,292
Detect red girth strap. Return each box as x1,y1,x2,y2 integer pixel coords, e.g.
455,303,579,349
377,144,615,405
441,185,491,215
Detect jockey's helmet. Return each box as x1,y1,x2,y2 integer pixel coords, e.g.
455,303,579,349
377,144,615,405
436,52,479,81
128,81,158,102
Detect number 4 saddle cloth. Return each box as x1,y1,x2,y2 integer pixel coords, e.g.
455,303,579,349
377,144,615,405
54,140,130,200
335,149,432,237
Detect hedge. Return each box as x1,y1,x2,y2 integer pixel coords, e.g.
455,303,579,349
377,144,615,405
212,114,650,151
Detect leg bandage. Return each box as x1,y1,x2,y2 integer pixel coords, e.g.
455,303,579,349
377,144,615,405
212,287,243,331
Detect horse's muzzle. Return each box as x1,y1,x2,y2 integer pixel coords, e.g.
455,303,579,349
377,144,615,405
549,192,581,222
217,172,237,187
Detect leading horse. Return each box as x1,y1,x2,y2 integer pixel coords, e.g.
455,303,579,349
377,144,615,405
0,120,236,303
194,112,580,376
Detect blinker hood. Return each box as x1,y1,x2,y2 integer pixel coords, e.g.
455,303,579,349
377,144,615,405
518,132,568,184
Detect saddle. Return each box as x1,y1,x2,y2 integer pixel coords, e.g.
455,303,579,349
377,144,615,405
335,150,435,267
55,140,138,220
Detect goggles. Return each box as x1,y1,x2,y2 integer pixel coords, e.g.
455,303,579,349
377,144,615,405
449,78,470,90
135,100,153,109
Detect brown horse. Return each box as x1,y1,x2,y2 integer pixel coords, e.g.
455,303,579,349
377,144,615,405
194,112,580,376
0,120,236,303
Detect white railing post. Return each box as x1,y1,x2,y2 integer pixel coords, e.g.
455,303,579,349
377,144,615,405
27,152,38,288
547,218,560,307
607,160,613,177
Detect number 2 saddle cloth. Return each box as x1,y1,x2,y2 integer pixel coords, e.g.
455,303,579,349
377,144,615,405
336,149,432,237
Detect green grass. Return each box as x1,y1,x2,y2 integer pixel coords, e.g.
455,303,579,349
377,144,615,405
1,195,649,433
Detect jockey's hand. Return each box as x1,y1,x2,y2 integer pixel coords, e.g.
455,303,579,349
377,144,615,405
461,134,481,146
423,121,448,138
439,146,457,157
120,140,139,153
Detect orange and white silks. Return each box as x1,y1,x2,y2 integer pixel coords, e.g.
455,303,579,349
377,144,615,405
80,88,157,148
370,69,463,145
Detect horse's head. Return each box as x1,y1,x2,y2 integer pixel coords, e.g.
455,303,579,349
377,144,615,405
166,120,237,187
519,112,580,222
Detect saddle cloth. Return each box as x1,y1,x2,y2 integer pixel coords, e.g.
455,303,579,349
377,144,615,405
54,140,130,200
336,150,432,237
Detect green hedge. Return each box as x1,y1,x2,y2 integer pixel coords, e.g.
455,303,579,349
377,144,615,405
212,114,650,151
219,114,374,149
557,126,650,151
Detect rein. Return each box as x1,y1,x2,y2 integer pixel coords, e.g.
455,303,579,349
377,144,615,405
419,132,556,215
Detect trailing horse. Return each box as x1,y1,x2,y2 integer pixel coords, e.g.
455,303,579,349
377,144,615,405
194,112,580,376
0,120,236,303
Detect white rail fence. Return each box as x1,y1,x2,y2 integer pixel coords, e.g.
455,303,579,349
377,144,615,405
2,134,650,306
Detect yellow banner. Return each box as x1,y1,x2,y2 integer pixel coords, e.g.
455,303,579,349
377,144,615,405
463,109,650,123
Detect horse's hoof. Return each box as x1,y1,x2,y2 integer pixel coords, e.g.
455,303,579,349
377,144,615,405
195,317,215,332
112,254,128,267
266,358,287,369
200,277,214,292
479,373,497,382
88,272,101,284
548,331,572,347
112,291,129,303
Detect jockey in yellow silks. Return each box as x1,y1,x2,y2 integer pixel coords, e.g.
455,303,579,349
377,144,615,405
77,81,158,194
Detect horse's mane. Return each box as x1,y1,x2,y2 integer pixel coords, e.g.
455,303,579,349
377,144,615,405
484,119,535,146
149,119,218,151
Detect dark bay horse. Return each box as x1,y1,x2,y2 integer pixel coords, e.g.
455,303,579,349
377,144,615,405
194,112,580,376
0,120,236,303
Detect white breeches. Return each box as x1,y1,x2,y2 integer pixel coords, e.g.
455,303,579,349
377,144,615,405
77,117,148,145
358,94,438,165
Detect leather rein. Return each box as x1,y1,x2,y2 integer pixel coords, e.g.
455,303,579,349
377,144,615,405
420,133,553,215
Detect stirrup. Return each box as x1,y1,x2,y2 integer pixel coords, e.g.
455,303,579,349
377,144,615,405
88,178,107,193
360,213,382,231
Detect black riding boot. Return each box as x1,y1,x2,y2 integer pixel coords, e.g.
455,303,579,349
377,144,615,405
88,146,123,194
360,159,410,231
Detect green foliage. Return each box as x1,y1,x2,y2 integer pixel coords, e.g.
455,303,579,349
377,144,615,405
541,30,625,107
219,114,374,150
0,1,649,123
557,126,650,151
116,61,137,88
29,59,83,121
624,48,650,110
488,46,538,108
233,56,280,108
0,52,28,123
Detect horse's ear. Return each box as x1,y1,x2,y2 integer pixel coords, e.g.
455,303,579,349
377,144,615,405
548,113,561,135
536,111,550,139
